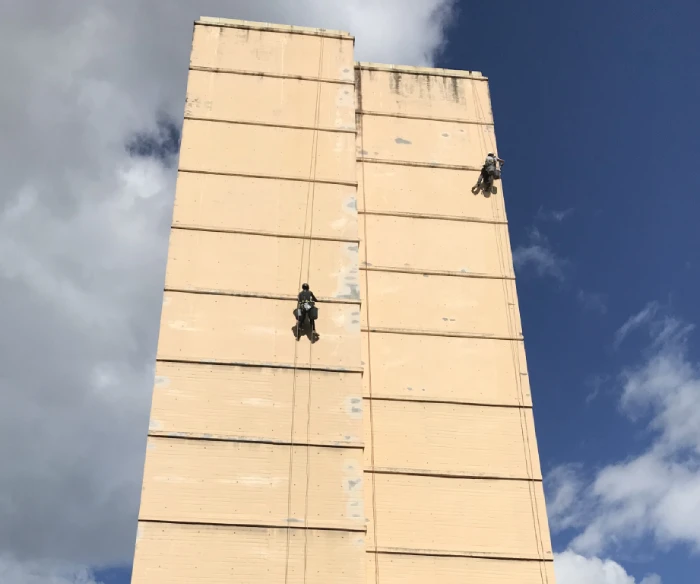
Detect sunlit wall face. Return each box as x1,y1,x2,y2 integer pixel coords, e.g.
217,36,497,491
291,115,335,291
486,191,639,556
131,17,555,584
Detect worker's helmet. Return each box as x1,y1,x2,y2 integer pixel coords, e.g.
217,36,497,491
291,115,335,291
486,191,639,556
487,152,494,157
302,283,309,290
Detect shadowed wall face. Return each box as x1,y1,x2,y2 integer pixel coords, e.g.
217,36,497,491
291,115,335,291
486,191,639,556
131,18,366,584
131,17,556,584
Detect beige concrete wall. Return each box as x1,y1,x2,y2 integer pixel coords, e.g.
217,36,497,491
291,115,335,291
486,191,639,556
133,522,366,584
165,229,360,300
132,17,556,584
359,213,514,277
358,161,507,222
360,333,532,406
172,172,358,239
132,18,365,584
366,554,557,584
150,362,363,446
185,68,356,130
139,437,364,530
357,64,555,582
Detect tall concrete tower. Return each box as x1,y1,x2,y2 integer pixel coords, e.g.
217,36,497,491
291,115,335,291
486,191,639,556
131,16,556,584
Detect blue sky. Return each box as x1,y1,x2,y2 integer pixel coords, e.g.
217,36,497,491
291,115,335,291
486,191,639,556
439,0,700,582
20,2,697,583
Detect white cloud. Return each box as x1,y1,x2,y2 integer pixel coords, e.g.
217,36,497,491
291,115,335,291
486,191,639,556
547,306,700,579
554,550,661,584
513,227,568,281
0,0,456,581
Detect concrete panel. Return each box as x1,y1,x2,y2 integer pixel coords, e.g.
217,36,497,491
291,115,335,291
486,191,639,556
191,24,355,82
360,271,521,338
150,362,363,446
360,213,514,277
365,474,552,559
358,69,493,123
357,161,506,222
132,522,366,584
359,115,495,167
185,69,355,130
360,332,532,407
364,400,542,479
157,292,361,369
139,437,364,529
179,119,356,184
165,229,360,301
366,554,555,584
172,173,358,240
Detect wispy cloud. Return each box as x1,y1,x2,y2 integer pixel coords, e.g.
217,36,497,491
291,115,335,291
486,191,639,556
547,306,700,564
513,227,568,281
584,374,611,404
536,206,575,223
613,302,659,348
0,555,102,584
578,290,608,314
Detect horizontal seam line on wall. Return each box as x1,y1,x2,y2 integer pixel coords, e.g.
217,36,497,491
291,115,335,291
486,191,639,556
366,468,542,482
359,210,507,225
184,115,356,134
360,265,514,280
138,518,366,533
156,358,364,374
357,157,482,171
148,432,364,450
362,396,532,409
163,287,362,305
358,109,494,126
362,327,523,341
367,550,552,562
195,20,355,41
178,167,357,187
171,224,361,244
355,63,488,82
189,65,355,85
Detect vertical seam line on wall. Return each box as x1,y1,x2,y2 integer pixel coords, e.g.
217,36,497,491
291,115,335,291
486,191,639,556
356,67,381,584
474,83,549,583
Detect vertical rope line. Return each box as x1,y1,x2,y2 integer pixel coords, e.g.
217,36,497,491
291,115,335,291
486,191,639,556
303,36,325,584
473,82,549,584
355,65,381,584
285,35,325,584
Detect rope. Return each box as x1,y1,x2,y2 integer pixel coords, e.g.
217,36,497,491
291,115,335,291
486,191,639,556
472,81,550,584
356,67,382,584
284,35,325,584
302,36,324,584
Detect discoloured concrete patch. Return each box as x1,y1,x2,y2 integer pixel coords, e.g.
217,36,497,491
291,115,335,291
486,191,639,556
149,419,163,431
154,376,170,388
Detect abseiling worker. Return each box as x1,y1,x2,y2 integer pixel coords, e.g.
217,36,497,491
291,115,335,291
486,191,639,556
476,152,505,188
296,283,319,341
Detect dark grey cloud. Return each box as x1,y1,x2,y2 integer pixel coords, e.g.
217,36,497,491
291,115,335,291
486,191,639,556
126,115,181,167
0,1,457,581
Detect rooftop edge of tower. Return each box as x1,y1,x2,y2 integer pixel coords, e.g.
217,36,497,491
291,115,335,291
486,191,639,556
195,18,485,79
356,62,486,81
197,16,355,41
